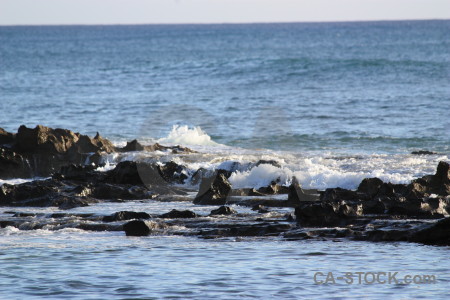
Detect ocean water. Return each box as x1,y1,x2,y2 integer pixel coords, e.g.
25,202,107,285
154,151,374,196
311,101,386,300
1,20,450,299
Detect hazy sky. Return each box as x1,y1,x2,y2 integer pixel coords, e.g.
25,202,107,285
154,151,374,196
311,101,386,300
1,0,449,25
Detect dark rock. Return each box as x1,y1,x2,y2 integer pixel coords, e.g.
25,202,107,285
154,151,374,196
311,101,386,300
376,183,396,198
16,125,115,154
119,139,145,152
411,150,437,155
288,178,319,203
295,202,343,227
404,182,428,200
193,172,232,205
258,181,285,195
0,148,31,179
103,211,151,222
123,220,151,236
117,141,195,154
255,159,281,168
158,161,188,184
159,209,197,218
409,217,450,245
107,161,168,186
215,169,233,179
320,187,360,202
210,206,237,215
0,128,15,145
295,200,361,227
357,177,383,198
366,229,410,242
229,188,265,196
56,163,100,181
190,167,209,185
361,199,386,215
92,183,152,200
1,125,115,178
106,161,144,185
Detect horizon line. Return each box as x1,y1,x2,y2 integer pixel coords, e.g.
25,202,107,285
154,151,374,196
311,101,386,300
0,18,449,27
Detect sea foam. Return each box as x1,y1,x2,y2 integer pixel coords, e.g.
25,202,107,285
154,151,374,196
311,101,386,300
157,125,219,146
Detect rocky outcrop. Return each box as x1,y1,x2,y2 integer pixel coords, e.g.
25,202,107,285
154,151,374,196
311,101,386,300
0,125,196,180
293,161,450,245
287,178,319,203
0,125,115,178
193,172,232,205
117,140,195,154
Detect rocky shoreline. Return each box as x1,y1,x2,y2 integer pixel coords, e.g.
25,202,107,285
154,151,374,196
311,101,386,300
1,125,449,246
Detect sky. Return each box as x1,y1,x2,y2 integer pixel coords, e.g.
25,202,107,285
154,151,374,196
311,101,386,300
0,0,449,25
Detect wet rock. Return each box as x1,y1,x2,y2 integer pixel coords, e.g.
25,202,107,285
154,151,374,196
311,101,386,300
0,128,15,145
229,188,265,197
123,220,151,236
190,167,209,185
117,141,195,154
0,148,31,179
56,163,101,181
288,178,319,203
252,204,270,213
295,201,360,227
357,177,383,198
411,150,437,155
405,182,428,200
119,139,145,152
257,181,289,195
106,161,145,185
210,206,237,216
0,125,115,178
92,183,153,200
103,211,151,222
200,223,293,238
361,199,386,215
366,229,410,242
320,187,360,202
409,217,450,245
107,161,183,187
158,161,188,184
159,209,197,218
255,159,281,168
193,172,232,205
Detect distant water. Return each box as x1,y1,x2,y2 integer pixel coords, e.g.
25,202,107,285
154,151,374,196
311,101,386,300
1,20,449,153
1,21,450,299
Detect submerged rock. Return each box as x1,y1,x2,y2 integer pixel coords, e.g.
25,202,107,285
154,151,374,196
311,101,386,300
210,206,237,216
409,217,450,245
103,211,151,222
159,209,197,219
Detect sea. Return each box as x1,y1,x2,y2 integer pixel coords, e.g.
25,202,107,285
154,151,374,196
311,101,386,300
1,20,450,299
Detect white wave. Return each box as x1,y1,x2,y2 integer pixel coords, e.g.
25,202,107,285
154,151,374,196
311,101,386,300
157,125,220,146
229,164,291,188
228,155,449,190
